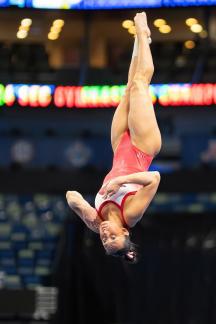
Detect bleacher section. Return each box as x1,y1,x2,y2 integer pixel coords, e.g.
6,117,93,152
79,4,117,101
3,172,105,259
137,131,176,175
0,194,67,289
0,192,216,289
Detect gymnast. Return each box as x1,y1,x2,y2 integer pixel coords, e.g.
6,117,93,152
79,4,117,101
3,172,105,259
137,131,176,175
66,12,162,263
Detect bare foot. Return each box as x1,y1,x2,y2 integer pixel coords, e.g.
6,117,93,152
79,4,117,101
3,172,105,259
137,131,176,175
134,12,151,38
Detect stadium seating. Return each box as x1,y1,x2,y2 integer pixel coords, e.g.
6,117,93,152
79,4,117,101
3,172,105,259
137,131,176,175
0,194,68,289
0,192,216,289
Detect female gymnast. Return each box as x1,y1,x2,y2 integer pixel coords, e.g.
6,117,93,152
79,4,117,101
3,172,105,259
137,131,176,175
66,12,162,263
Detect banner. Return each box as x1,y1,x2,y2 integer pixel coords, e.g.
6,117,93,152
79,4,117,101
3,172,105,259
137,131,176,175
1,83,216,109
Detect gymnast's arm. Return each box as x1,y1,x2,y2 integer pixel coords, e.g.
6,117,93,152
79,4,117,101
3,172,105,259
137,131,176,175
119,171,160,226
102,171,160,198
66,191,101,234
117,171,160,187
102,172,160,226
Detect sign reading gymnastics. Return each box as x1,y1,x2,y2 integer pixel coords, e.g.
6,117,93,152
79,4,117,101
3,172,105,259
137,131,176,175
0,83,216,109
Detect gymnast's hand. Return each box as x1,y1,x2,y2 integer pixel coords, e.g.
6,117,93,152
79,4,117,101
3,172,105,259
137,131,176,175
100,179,125,199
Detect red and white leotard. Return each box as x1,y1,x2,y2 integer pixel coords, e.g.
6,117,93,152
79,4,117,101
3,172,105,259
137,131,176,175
95,130,153,227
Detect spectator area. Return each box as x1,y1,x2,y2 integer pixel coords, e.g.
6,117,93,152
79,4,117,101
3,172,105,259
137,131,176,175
1,192,216,289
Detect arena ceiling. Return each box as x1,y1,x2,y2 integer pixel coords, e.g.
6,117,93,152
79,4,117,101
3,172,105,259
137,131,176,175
0,7,214,44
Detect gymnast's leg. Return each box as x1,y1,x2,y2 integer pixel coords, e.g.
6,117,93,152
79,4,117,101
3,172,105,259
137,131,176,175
110,36,139,152
128,12,162,157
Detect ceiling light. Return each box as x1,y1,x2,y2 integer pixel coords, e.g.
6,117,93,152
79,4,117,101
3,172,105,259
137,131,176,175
184,40,195,49
190,24,203,33
19,25,30,31
21,18,32,27
48,32,59,40
53,19,65,28
122,20,134,29
185,18,198,27
128,26,136,35
159,25,171,34
17,30,28,39
50,26,61,33
154,19,166,28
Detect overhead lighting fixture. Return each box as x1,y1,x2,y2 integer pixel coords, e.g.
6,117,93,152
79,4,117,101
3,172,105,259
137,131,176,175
128,26,136,35
122,20,134,29
154,19,166,28
48,19,65,40
21,18,32,27
17,30,28,39
159,25,172,34
19,25,30,31
48,32,59,40
53,19,65,28
190,23,203,33
184,40,195,49
50,26,61,33
186,18,198,27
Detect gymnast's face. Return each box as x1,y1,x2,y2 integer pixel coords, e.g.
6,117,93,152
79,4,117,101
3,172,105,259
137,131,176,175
99,221,129,254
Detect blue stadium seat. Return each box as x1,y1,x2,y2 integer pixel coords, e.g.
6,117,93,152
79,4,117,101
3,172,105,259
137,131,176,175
35,266,51,276
36,258,51,267
22,274,42,287
1,257,16,267
0,249,14,258
28,240,44,251
5,275,22,289
0,210,8,222
37,250,53,259
2,265,17,275
18,267,34,276
36,249,53,267
0,223,12,240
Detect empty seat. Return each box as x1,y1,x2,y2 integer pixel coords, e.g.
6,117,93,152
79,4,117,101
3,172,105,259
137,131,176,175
22,274,42,288
0,223,12,240
18,249,34,259
0,256,15,267
6,200,22,222
2,264,17,275
36,258,51,267
11,225,28,250
18,267,34,275
29,241,44,251
0,194,67,288
5,275,21,289
0,241,12,250
35,266,50,276
44,223,60,238
0,210,8,222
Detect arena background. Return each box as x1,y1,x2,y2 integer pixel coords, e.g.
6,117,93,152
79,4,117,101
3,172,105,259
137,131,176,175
0,1,216,323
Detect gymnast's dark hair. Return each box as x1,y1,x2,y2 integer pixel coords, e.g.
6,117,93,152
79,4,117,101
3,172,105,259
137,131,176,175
110,236,139,264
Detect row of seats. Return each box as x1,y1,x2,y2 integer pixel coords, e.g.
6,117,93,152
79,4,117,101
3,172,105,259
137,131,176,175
0,243,55,289
0,192,216,289
1,192,216,224
149,192,216,213
0,195,65,289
